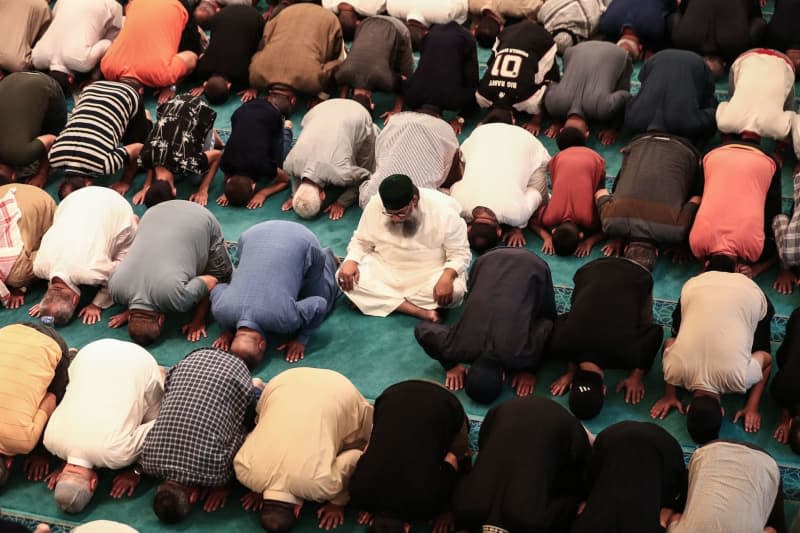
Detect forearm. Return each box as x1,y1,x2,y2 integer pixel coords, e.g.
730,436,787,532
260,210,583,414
197,151,222,193
190,296,211,325
91,285,114,309
745,362,772,410
529,221,551,241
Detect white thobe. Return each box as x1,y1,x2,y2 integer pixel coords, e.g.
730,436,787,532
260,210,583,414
234,368,373,505
31,0,123,75
322,0,387,16
716,49,797,141
386,0,468,25
33,186,137,309
468,0,543,19
451,123,551,228
342,188,471,317
43,339,164,470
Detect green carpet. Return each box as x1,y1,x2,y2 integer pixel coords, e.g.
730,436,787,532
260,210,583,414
4,2,800,531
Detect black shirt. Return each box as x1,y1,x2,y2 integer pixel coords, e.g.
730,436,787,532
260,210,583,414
477,20,558,108
767,0,800,51
196,5,265,88
402,22,479,112
549,257,663,371
348,381,466,521
415,248,556,371
220,99,284,180
572,421,687,533
771,307,800,411
453,396,591,532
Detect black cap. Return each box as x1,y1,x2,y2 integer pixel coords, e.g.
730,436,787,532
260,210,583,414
465,356,504,404
379,174,415,210
568,369,604,420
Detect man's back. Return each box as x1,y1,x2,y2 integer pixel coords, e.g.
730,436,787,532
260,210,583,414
599,133,701,243
221,99,283,180
0,0,52,72
453,396,590,531
196,5,263,87
140,348,253,486
665,271,767,395
109,200,218,313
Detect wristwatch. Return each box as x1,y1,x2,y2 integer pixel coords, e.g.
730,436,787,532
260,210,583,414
457,117,465,125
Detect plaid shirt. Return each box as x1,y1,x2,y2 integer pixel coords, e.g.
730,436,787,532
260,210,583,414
0,188,23,304
773,171,800,267
139,348,256,487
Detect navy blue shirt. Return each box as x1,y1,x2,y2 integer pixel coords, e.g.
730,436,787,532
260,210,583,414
220,99,284,181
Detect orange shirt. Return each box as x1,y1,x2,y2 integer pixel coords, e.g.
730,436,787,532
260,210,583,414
689,144,776,262
100,0,188,88
538,146,605,229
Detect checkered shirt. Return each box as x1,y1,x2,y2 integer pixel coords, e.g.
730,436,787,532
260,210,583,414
139,348,256,487
773,171,800,267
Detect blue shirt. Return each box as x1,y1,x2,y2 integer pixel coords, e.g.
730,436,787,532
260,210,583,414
210,221,340,345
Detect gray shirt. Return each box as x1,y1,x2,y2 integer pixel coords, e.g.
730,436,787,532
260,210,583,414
544,40,632,122
109,200,230,313
334,16,414,92
284,98,378,208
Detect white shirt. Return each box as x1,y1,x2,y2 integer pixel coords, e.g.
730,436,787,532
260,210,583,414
34,186,137,309
31,0,122,75
451,123,550,228
322,0,387,16
234,368,373,505
43,339,164,470
663,271,766,394
386,0,468,25
668,441,779,533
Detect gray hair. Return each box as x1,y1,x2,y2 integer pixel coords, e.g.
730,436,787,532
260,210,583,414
54,477,94,513
293,183,322,219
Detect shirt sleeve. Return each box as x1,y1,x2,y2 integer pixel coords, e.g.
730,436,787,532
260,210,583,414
344,200,379,264
442,211,471,275
742,357,764,390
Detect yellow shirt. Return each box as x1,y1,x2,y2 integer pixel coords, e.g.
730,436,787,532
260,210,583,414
0,323,62,455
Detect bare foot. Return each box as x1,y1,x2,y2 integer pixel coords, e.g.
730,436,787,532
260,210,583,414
422,309,441,323
774,268,796,295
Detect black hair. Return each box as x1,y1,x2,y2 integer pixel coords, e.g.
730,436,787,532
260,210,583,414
204,75,230,105
707,254,737,273
556,127,587,150
475,16,501,48
552,222,580,256
687,395,722,444
468,222,500,254
144,180,176,208
260,501,297,533
153,484,191,524
58,176,89,200
351,93,373,114
483,106,514,125
224,175,256,207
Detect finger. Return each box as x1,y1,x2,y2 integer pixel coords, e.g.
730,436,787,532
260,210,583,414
733,411,742,424
615,380,624,393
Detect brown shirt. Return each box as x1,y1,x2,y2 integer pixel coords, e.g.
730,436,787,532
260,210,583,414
0,184,56,287
0,0,52,72
248,3,344,96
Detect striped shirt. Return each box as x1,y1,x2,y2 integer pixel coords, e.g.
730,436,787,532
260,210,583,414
49,81,141,177
358,112,459,208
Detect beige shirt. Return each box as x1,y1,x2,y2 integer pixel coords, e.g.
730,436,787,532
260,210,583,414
43,339,163,470
668,441,779,533
34,186,137,308
663,272,766,395
234,368,373,505
0,184,56,288
0,0,52,72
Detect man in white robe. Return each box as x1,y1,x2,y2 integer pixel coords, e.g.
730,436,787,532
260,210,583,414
42,339,164,514
338,174,471,322
30,186,138,326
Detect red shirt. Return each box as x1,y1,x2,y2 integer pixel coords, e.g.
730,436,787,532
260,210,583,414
538,146,605,229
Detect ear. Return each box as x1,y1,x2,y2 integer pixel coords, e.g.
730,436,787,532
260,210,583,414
170,185,177,196
602,385,607,396
157,314,165,327
258,338,267,352
467,223,473,233
319,189,326,202
89,475,99,491
293,503,303,518
290,96,297,106
202,81,208,88
578,231,585,239
495,227,502,237
71,292,80,306
226,81,232,89
189,487,200,505
250,181,256,191
720,406,725,416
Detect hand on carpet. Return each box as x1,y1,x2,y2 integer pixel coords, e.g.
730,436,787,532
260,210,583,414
616,374,645,404
247,190,269,209
774,418,792,444
540,236,555,255
325,203,346,221
432,512,454,533
23,453,50,481
550,373,573,396
110,469,141,498
216,193,230,207
774,268,796,295
503,228,526,248
598,129,618,145
241,491,264,512
181,320,208,342
202,486,229,512
28,303,41,318
212,331,235,352
189,190,209,207
78,304,102,325
281,197,294,212
5,287,25,309
108,310,130,329
523,121,540,136
189,86,205,97
157,86,176,105
110,181,131,196
602,239,623,257
317,502,345,530
544,123,562,138
511,372,536,396
445,365,467,391
132,186,149,205
44,464,64,490
277,339,305,363
239,88,258,103
650,396,685,420
734,407,761,433
574,240,594,258
357,512,373,526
